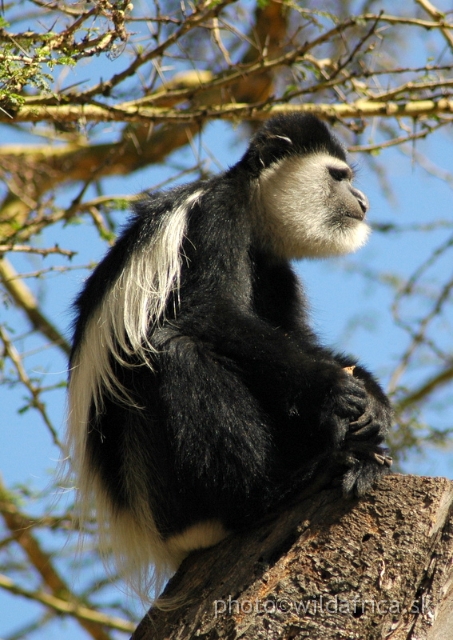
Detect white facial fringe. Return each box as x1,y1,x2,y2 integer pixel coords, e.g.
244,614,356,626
256,153,370,259
66,189,203,598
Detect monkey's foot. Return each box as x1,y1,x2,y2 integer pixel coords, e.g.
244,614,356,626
335,444,393,497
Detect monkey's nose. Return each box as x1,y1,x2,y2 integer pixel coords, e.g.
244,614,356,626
352,188,369,214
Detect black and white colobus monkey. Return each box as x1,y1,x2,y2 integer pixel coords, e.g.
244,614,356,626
67,113,393,591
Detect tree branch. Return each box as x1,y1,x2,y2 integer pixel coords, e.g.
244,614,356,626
0,477,128,639
396,366,453,412
0,574,135,633
415,0,453,50
4,98,453,125
133,475,453,640
0,258,71,356
0,0,288,240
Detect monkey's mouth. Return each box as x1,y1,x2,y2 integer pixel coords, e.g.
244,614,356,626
346,210,366,222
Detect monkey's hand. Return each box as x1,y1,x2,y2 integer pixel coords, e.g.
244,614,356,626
319,368,369,440
338,365,393,496
344,365,393,440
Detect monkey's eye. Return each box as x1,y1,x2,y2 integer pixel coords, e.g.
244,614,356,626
328,167,351,181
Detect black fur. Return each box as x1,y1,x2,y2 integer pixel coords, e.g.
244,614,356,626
69,114,392,563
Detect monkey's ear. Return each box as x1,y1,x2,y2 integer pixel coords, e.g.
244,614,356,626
257,134,294,168
240,130,293,173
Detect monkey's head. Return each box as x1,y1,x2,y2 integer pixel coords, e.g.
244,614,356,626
244,113,370,259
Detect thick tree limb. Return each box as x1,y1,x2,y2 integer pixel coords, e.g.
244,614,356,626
133,474,453,640
3,98,453,125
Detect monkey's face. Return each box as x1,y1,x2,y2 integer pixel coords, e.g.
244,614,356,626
255,152,370,259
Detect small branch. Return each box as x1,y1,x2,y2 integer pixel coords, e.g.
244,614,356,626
349,120,446,153
363,11,453,29
0,244,75,257
415,0,453,50
79,0,239,99
0,258,71,356
389,232,453,391
396,365,453,411
0,574,135,633
0,477,126,639
0,326,62,448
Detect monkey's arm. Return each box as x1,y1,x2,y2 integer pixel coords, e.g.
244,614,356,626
151,319,368,527
173,306,369,453
173,305,392,497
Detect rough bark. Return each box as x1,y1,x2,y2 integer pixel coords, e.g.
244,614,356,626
132,474,453,640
